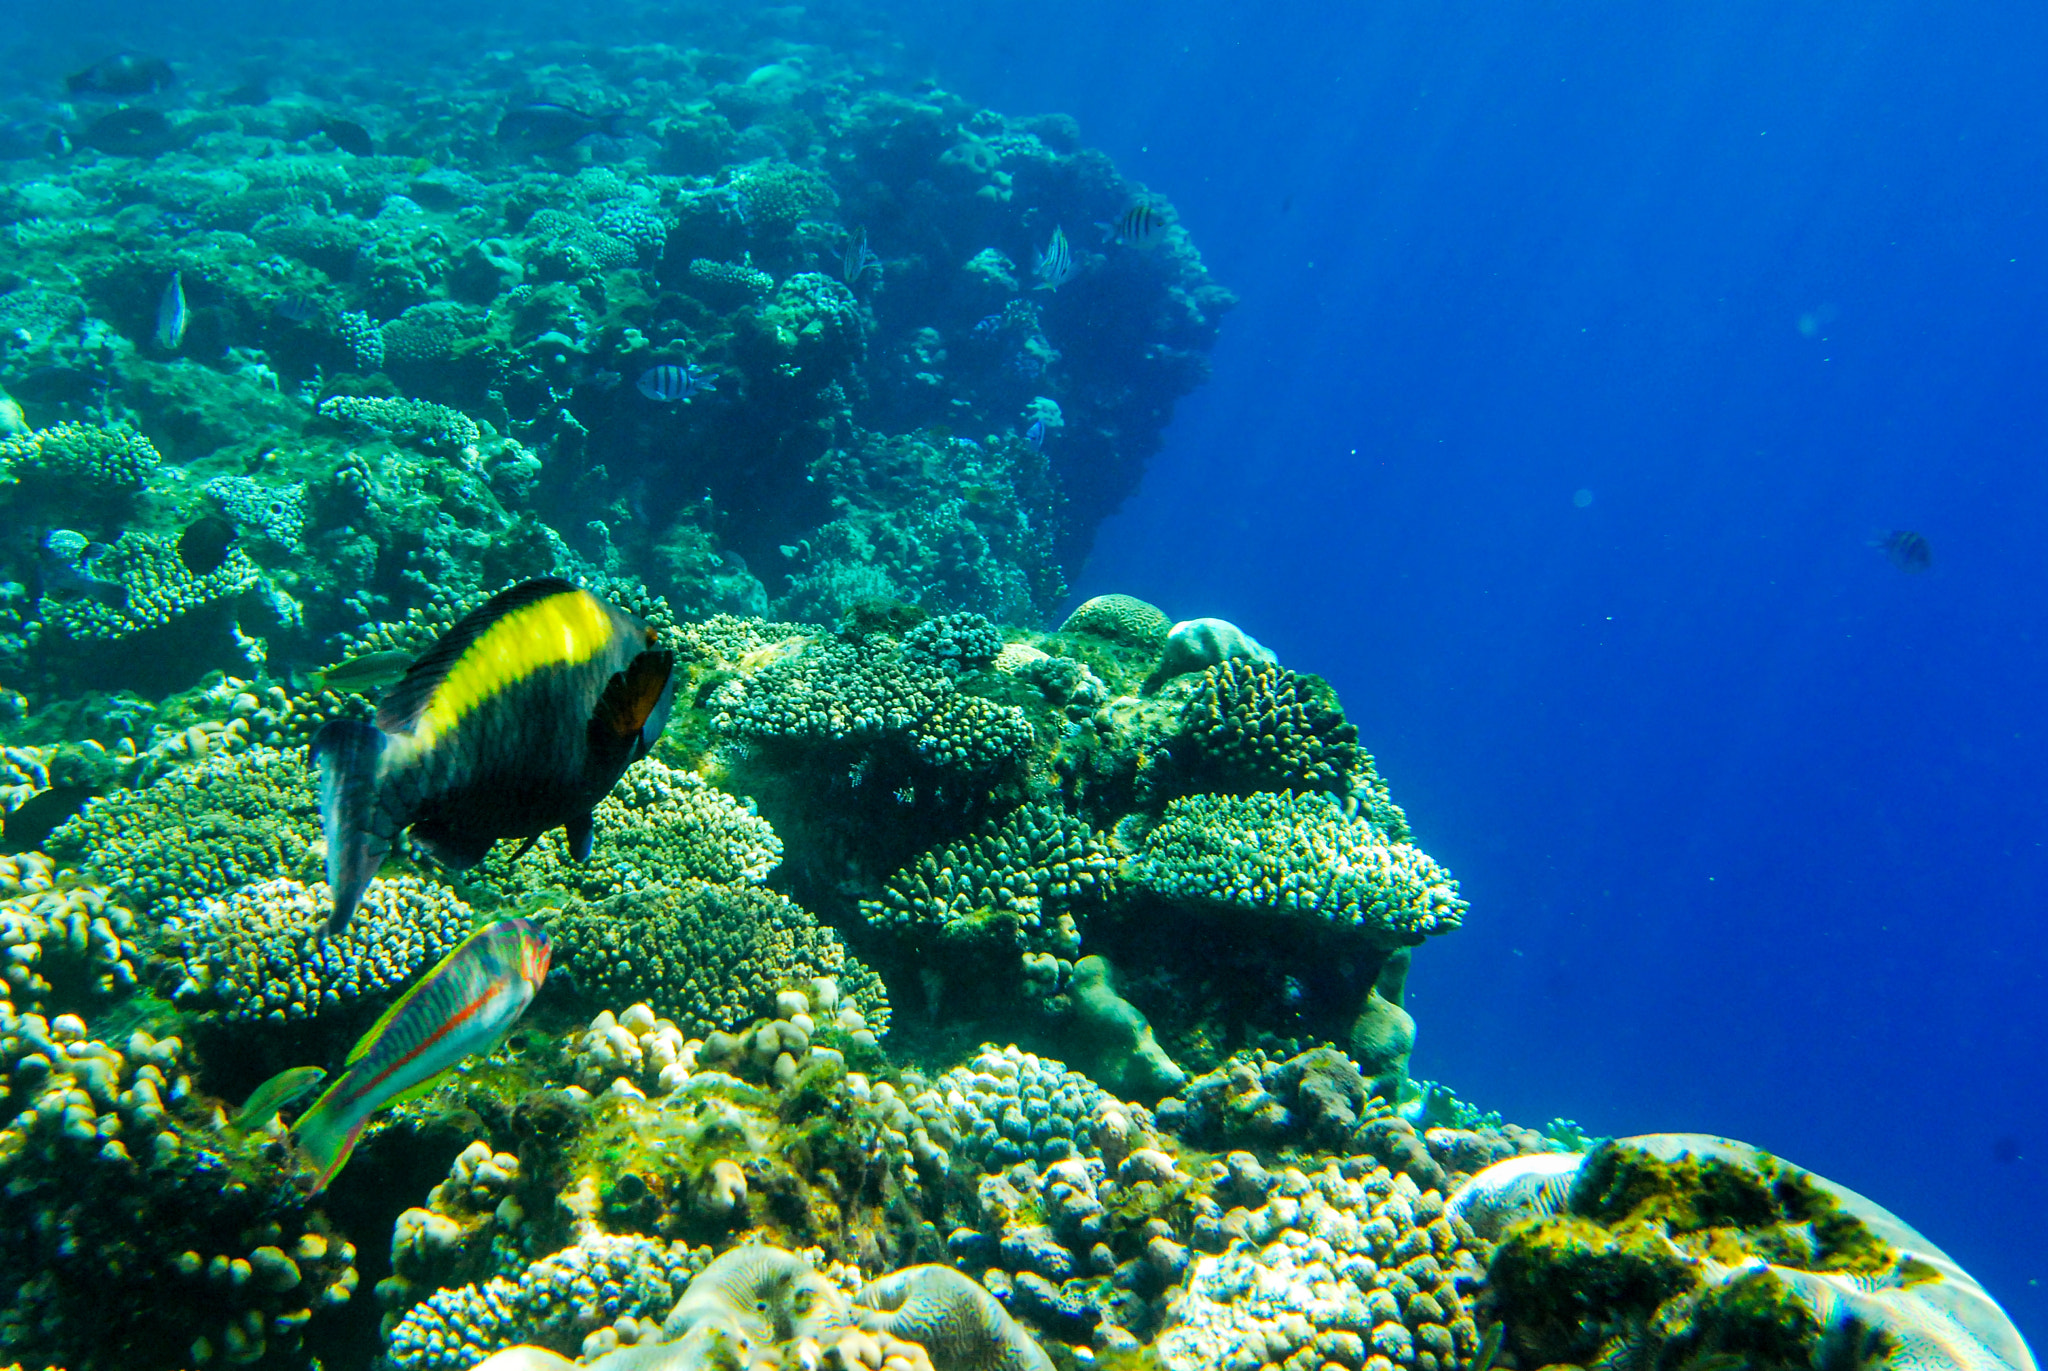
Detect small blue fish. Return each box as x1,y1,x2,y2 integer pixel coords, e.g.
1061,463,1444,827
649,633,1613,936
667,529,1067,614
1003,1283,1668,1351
1035,226,1077,292
155,270,187,352
1025,419,1045,451
637,363,716,403
970,314,1006,341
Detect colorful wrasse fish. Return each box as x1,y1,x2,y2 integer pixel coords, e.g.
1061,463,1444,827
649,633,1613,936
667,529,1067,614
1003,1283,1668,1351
306,648,415,695
230,1065,326,1134
1035,226,1076,291
291,918,550,1193
311,578,677,932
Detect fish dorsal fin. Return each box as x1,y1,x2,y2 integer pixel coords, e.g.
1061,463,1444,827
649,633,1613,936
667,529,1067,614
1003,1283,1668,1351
590,648,675,745
376,578,581,735
345,928,482,1065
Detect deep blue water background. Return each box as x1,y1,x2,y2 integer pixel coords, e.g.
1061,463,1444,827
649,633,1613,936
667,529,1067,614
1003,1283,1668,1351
892,0,2048,1342
9,0,2045,1349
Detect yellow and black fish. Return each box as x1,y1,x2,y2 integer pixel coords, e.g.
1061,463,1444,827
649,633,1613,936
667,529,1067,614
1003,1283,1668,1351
312,578,676,933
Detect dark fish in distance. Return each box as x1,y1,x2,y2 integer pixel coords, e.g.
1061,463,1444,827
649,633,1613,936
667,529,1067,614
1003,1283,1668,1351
312,578,677,932
308,649,415,695
1098,198,1167,245
842,226,881,285
66,53,175,97
224,76,271,106
495,103,623,155
82,107,179,158
273,293,322,326
636,362,715,403
176,513,237,575
319,117,373,157
1874,529,1931,573
2,785,98,855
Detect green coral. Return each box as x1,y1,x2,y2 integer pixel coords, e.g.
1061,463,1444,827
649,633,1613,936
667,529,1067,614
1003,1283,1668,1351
1124,791,1464,946
711,635,1033,777
316,394,482,451
731,161,837,233
0,421,159,510
45,746,321,913
466,757,782,908
33,531,260,647
861,802,1112,957
1160,660,1409,838
546,880,889,1039
162,875,475,1025
1058,594,1170,652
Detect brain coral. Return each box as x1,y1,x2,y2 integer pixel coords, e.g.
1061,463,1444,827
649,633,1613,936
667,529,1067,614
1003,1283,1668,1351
45,745,321,913
547,880,889,1038
163,876,475,1024
1124,792,1464,947
1058,594,1171,652
466,758,782,908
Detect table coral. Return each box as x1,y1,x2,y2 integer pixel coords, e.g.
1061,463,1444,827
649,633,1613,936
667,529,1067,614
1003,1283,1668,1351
163,875,475,1025
465,758,782,908
546,881,890,1039
1124,792,1464,948
44,745,321,913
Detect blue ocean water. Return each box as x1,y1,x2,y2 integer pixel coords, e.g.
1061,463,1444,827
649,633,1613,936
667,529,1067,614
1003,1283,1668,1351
902,0,2048,1341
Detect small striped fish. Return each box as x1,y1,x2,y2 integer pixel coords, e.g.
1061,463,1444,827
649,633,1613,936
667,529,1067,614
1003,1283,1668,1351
292,918,550,1193
155,270,187,351
1035,226,1077,291
636,361,717,403
1098,198,1167,245
842,226,881,285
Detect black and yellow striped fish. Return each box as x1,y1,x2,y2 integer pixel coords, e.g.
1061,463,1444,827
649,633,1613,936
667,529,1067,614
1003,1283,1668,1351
312,578,676,932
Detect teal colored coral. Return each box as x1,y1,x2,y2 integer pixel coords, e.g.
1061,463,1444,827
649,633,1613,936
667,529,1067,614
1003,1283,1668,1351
1125,791,1465,945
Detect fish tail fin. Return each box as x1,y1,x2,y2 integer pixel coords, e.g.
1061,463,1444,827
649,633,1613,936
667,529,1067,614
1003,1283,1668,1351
1096,221,1117,244
311,718,390,934
289,1076,367,1195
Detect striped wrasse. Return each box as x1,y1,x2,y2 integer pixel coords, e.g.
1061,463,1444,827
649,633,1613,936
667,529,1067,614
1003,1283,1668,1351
291,918,550,1194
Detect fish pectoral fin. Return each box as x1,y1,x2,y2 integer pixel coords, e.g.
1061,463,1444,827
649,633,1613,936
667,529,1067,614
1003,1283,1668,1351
409,818,495,871
589,649,676,752
387,1069,456,1107
564,811,594,862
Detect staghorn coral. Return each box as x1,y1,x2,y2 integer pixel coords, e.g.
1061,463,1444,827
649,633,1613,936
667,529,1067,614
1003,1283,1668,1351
0,1011,360,1371
44,745,321,913
546,881,889,1039
1157,1157,1487,1371
163,876,475,1025
1123,792,1464,948
861,804,1111,964
466,758,782,908
0,421,158,511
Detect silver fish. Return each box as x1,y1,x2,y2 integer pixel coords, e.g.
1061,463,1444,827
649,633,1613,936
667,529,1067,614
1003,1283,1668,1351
842,227,881,285
155,270,187,351
1035,226,1076,292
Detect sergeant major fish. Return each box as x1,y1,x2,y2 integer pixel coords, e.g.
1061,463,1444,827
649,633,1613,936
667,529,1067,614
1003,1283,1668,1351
311,578,677,932
1035,225,1076,291
636,362,716,403
1098,198,1167,246
291,919,549,1192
